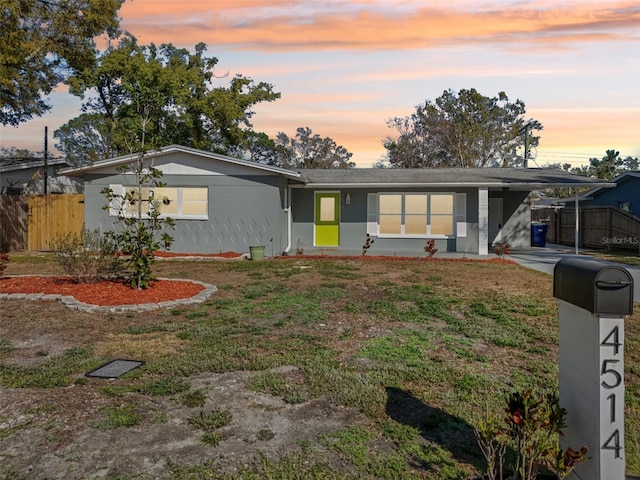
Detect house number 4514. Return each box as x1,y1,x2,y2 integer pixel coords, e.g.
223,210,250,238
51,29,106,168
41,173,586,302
600,323,624,459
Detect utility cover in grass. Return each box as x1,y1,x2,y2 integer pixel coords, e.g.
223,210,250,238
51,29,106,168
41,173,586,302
86,359,144,378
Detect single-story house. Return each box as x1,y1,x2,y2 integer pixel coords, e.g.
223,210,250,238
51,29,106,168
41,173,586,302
580,171,640,218
60,145,614,256
0,157,83,195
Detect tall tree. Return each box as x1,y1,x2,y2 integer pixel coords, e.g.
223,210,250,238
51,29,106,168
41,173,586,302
274,127,355,169
54,113,116,165
383,88,542,168
56,37,280,162
0,146,42,159
231,131,279,165
0,0,124,126
570,149,639,180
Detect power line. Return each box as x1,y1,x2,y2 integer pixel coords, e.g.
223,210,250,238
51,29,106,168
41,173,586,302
537,151,601,158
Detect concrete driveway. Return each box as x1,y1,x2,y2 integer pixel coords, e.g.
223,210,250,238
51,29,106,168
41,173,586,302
509,245,640,303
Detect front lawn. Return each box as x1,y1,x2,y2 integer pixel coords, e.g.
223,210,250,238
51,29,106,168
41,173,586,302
1,256,638,479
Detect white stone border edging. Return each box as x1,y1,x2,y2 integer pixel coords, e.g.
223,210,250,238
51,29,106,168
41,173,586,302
0,277,217,313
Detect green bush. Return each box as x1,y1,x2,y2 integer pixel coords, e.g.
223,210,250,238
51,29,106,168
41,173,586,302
52,227,122,283
474,389,588,480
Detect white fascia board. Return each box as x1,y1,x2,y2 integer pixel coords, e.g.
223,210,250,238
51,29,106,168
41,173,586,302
292,182,616,189
60,145,302,179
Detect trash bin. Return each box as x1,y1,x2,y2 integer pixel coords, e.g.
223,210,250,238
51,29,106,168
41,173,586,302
531,223,548,247
249,245,265,261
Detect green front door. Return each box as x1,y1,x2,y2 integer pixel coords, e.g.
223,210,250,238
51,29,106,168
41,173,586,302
315,192,340,247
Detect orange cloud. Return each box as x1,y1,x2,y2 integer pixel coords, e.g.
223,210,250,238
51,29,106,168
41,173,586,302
119,1,640,52
522,106,640,166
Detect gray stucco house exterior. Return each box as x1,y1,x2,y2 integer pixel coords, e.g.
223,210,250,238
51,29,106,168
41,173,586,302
62,145,613,256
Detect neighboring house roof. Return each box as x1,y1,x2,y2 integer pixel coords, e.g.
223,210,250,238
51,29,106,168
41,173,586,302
531,197,571,209
579,171,640,200
0,157,69,173
297,168,615,190
1,156,83,194
59,145,305,183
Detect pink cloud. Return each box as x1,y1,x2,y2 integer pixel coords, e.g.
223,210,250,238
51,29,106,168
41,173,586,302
119,1,640,52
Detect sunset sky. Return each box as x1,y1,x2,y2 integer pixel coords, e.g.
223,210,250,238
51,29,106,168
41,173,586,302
1,0,639,167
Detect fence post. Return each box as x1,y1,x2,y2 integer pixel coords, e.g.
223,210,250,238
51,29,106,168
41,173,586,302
607,208,612,252
579,207,584,249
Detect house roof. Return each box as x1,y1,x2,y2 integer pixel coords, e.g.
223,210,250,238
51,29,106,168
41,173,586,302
0,157,69,173
297,167,615,190
579,170,640,200
58,145,615,191
59,145,305,182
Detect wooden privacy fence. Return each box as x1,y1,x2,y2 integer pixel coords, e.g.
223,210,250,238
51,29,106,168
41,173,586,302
0,194,84,252
0,195,28,252
532,206,640,252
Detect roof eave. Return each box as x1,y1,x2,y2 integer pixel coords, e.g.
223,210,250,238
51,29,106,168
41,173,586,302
2,158,69,173
291,181,616,189
59,145,303,179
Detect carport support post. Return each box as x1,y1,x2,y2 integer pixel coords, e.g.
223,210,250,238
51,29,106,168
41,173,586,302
574,189,579,255
478,187,488,255
558,301,625,479
554,257,634,480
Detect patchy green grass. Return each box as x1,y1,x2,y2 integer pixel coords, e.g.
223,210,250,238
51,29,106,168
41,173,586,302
587,251,640,267
0,339,13,357
168,452,350,479
247,370,308,404
0,347,97,388
2,256,640,479
2,253,55,264
189,407,233,446
91,404,141,430
121,322,189,335
182,388,207,408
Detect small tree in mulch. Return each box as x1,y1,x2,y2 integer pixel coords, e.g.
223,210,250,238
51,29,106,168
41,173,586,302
362,234,375,255
494,242,511,260
424,238,438,258
101,149,175,290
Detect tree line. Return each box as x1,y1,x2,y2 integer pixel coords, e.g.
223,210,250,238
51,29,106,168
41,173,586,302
2,1,637,174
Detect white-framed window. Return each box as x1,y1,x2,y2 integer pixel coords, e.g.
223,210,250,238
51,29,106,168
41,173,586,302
155,187,208,219
108,185,208,219
367,192,466,238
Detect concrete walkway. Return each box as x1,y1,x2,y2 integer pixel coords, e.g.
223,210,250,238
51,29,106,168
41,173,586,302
508,244,640,302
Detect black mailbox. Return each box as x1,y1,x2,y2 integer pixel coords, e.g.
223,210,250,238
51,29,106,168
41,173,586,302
553,257,634,315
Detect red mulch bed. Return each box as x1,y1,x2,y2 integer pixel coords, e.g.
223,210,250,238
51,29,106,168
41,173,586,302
155,251,243,258
0,276,205,306
278,254,517,264
154,250,516,265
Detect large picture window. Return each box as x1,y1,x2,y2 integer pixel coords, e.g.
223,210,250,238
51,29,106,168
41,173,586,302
377,193,455,237
108,185,208,219
155,187,208,219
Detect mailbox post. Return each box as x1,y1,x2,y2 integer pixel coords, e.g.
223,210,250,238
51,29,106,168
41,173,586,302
554,257,634,480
